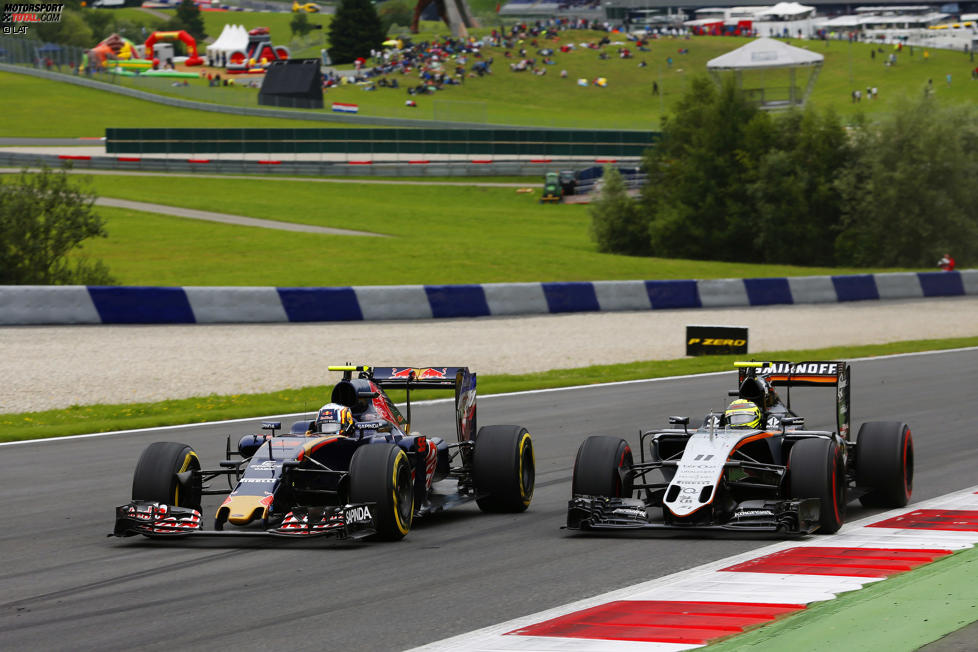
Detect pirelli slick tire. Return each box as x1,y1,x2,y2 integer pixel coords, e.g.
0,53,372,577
572,435,634,498
790,437,846,534
856,421,914,508
131,442,202,511
349,443,414,541
473,425,535,513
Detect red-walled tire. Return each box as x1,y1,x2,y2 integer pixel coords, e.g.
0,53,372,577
856,422,913,507
790,437,845,534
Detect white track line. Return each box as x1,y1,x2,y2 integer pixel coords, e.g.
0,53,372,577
4,346,976,448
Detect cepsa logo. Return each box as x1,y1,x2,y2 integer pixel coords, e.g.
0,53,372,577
1,3,64,24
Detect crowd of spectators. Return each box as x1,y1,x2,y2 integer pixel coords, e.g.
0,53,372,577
324,18,687,96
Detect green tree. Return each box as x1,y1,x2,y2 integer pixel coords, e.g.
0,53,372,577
589,166,650,256
835,96,978,267
641,76,770,261
0,167,115,285
378,0,413,33
81,8,114,41
328,0,386,64
748,106,850,265
167,0,207,42
290,11,314,38
34,10,93,48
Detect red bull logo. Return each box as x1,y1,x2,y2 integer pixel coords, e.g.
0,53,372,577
389,367,448,379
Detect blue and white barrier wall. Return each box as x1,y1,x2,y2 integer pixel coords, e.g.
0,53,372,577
1,271,975,325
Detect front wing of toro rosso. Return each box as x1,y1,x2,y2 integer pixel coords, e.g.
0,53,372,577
568,360,850,535
113,501,378,540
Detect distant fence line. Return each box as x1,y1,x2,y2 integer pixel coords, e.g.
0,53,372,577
105,127,660,157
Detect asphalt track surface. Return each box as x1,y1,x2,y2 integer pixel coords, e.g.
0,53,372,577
2,350,976,651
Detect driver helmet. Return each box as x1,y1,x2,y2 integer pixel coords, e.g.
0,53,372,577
315,402,355,436
724,399,762,429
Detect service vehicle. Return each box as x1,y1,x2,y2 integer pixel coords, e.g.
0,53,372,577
113,366,534,542
540,172,563,203
567,360,913,535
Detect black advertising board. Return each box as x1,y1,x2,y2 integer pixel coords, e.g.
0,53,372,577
686,325,748,356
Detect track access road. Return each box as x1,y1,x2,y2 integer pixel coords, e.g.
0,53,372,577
1,350,975,651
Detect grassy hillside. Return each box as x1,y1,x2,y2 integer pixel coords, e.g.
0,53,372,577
46,173,901,286
4,33,978,135
0,72,346,136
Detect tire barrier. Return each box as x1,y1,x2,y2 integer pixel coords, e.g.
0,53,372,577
2,271,975,325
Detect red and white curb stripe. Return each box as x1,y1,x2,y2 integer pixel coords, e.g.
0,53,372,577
414,486,978,651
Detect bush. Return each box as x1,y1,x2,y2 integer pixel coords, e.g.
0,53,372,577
0,167,116,285
590,166,650,256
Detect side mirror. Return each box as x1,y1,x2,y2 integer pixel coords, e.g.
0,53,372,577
669,416,690,435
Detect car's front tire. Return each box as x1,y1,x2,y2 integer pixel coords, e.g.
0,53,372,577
789,437,845,534
131,441,201,511
349,443,414,541
571,435,633,498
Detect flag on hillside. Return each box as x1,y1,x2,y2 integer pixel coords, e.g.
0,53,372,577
331,102,359,113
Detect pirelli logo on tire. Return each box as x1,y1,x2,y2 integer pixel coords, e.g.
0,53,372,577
686,325,748,356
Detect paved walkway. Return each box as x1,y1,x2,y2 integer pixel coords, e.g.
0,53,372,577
95,197,386,236
0,166,531,187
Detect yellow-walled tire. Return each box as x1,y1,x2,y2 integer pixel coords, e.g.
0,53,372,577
131,441,201,511
473,425,535,513
349,444,414,541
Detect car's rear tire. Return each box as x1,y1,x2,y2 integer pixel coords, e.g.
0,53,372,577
572,435,633,498
131,442,201,511
789,437,845,534
856,421,913,508
473,425,535,513
349,443,414,541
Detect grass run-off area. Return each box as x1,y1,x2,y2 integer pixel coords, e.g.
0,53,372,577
3,337,976,442
4,34,978,135
0,72,336,137
47,172,912,287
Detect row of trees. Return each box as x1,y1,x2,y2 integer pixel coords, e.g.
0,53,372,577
33,0,206,48
591,77,978,268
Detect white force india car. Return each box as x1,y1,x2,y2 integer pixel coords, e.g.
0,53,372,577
567,360,913,535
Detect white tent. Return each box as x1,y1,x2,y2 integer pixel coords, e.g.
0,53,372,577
755,2,816,19
205,24,248,66
707,38,824,108
707,37,823,70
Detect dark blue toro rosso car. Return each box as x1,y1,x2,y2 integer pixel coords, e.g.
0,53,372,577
112,366,535,542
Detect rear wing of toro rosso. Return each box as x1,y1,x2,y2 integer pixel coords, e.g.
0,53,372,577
327,366,477,442
736,360,851,439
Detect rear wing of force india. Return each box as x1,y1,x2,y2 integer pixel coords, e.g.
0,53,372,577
328,366,477,442
736,360,851,439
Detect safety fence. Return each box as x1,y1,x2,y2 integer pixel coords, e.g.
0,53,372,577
105,127,659,157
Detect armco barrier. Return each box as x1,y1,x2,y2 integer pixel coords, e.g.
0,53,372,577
1,271,974,325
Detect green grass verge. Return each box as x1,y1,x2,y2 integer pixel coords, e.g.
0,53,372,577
58,174,893,286
706,540,978,651
0,71,339,137
3,336,975,442
6,34,978,135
